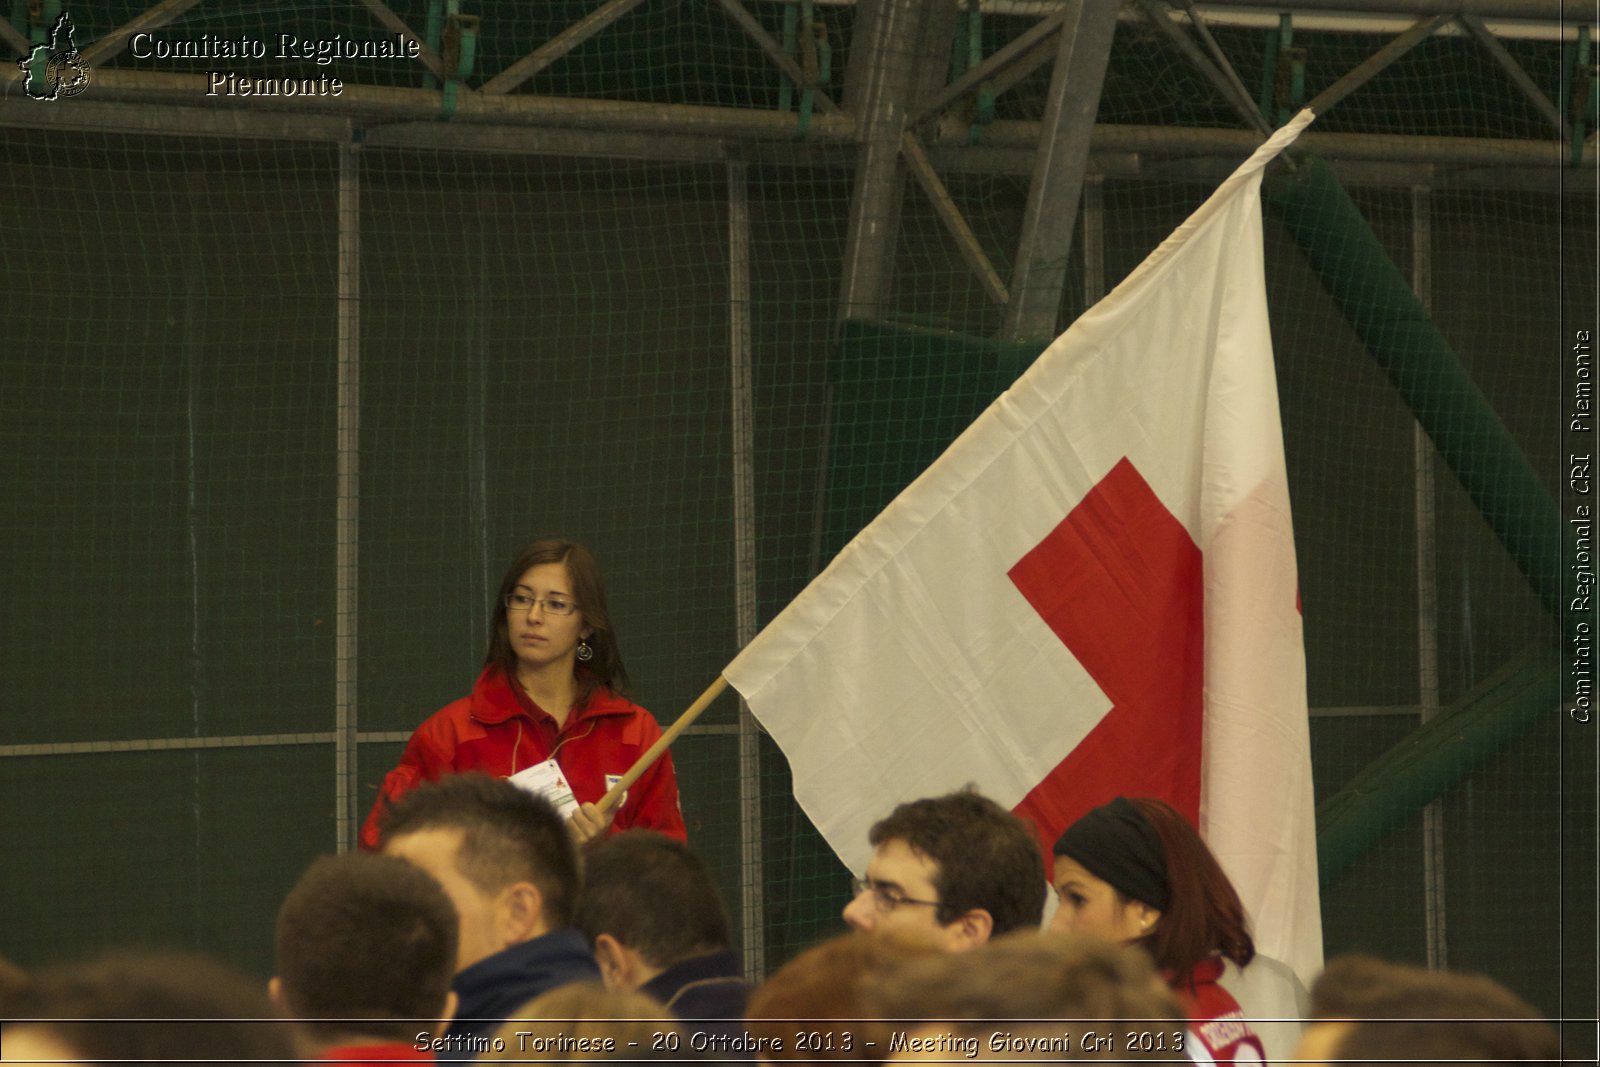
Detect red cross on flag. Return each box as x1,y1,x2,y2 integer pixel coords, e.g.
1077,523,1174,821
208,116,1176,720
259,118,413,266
724,111,1322,994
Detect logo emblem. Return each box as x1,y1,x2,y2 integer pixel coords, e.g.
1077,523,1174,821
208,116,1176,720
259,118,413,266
19,12,91,101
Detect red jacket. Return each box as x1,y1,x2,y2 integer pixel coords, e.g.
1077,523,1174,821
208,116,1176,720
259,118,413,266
360,666,686,849
1170,958,1266,1066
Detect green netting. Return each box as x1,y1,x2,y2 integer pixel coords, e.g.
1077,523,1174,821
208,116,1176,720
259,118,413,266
1,1,1593,1049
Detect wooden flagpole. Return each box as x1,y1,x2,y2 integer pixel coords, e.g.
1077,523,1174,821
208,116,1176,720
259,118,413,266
596,674,729,814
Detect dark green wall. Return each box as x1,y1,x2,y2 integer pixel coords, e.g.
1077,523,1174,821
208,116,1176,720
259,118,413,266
0,126,1591,1041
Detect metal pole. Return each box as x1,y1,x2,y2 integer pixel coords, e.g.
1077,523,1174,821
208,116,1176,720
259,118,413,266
1304,14,1453,116
1456,13,1570,140
728,161,767,979
183,171,206,898
335,130,362,852
836,0,933,321
76,0,208,68
3,82,1590,173
1186,0,1587,17
1081,174,1105,308
482,0,650,94
1003,0,1119,340
467,221,491,612
1411,184,1448,968
1162,0,1274,137
910,7,1068,127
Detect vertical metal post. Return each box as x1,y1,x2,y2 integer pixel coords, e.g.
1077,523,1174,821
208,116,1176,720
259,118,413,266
466,207,491,607
1081,174,1105,309
1002,0,1118,341
1411,184,1448,968
335,131,363,852
728,161,766,979
836,0,941,322
183,172,207,897
182,172,206,742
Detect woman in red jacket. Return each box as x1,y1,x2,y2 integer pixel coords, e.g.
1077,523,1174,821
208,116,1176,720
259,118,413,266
1049,796,1265,1066
361,539,685,850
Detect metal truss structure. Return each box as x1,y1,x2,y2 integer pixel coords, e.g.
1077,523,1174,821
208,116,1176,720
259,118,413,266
2,2,1594,338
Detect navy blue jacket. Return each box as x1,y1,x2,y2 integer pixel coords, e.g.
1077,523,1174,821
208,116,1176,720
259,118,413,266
448,927,601,1048
641,948,753,1049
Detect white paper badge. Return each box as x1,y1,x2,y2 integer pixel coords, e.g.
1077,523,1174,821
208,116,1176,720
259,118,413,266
508,759,580,820
604,773,629,811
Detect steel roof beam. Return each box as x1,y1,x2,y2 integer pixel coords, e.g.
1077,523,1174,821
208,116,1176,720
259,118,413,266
1003,0,1119,339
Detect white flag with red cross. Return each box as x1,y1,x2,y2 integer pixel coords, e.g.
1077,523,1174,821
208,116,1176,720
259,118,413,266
724,111,1323,994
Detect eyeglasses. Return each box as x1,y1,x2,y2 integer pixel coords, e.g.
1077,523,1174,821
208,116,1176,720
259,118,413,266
850,875,944,915
504,592,579,617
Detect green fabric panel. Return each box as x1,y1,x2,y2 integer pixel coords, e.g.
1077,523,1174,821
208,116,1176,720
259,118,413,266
1315,644,1559,888
1264,155,1563,625
823,318,1044,557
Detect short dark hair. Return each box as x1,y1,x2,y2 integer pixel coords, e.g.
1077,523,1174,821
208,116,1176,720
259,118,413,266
2,951,296,1063
275,852,458,1043
484,539,629,701
1336,1016,1561,1067
1307,952,1425,1019
378,772,581,927
0,953,28,1008
868,788,1045,936
574,830,733,968
1311,954,1561,1065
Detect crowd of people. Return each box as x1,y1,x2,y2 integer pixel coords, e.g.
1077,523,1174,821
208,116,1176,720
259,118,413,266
0,777,1566,1065
0,540,1568,1063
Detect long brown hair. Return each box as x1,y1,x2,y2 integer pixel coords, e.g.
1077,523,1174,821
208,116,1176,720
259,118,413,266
483,539,630,702
1128,797,1254,979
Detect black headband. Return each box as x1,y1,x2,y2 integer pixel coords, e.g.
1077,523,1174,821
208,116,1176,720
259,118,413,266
1051,797,1170,911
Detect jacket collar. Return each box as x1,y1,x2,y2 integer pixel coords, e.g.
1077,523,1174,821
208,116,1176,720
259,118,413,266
469,666,633,728
451,927,600,1021
640,948,745,1001
640,949,750,1016
1165,954,1226,993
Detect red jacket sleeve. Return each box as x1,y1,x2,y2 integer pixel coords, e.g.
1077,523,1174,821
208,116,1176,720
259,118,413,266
357,715,457,850
617,742,687,841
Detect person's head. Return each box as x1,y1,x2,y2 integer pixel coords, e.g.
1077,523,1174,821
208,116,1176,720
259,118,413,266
0,953,29,1007
478,983,680,1062
0,951,296,1065
271,852,459,1047
1049,796,1253,978
746,931,944,1064
843,789,1046,951
484,539,628,699
1305,951,1435,1021
575,830,735,990
863,931,1186,1060
1297,954,1561,1067
379,772,581,972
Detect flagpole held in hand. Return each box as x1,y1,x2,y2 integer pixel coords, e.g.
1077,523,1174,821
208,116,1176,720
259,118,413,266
596,675,730,815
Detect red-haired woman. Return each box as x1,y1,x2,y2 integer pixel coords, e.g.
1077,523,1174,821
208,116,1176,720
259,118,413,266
1049,796,1265,1065
360,538,685,849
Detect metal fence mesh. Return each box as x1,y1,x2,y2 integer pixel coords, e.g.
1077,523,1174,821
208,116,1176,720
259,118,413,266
1,1,1592,1045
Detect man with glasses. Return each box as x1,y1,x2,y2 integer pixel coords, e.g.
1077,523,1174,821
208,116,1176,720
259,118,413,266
843,788,1046,952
